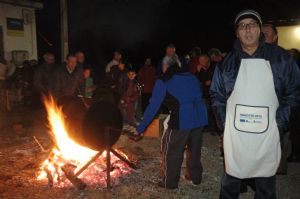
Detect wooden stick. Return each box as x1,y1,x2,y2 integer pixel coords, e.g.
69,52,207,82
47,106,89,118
61,164,86,190
111,148,137,169
33,136,46,152
75,151,103,177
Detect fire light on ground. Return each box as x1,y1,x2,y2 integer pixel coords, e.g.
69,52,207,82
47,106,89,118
37,96,131,188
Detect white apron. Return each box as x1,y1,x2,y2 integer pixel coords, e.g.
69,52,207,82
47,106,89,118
223,58,281,178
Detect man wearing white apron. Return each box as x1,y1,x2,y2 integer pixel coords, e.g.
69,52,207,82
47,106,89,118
211,10,300,199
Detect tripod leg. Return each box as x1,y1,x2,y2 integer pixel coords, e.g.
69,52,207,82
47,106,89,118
111,148,137,169
106,128,111,190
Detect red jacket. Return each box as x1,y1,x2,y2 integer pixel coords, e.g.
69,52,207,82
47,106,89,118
137,65,156,93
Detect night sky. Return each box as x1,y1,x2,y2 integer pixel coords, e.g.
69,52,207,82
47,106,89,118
36,0,300,76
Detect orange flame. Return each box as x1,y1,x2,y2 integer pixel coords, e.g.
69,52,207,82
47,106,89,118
37,96,131,187
37,96,97,180
43,96,97,163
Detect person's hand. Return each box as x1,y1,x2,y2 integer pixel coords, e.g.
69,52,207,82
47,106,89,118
129,131,144,142
205,80,211,86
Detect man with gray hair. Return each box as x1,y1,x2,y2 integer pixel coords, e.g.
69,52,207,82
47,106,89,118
161,43,181,75
211,9,300,198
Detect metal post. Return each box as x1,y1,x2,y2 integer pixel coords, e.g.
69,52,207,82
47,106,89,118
105,128,111,190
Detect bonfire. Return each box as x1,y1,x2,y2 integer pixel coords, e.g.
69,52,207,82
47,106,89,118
37,96,132,189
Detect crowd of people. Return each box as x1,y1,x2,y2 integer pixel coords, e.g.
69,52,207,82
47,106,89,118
0,8,300,198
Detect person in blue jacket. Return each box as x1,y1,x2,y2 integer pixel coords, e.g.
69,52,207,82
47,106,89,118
210,9,300,199
135,57,208,189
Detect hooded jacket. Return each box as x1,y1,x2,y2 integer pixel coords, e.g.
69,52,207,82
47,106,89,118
210,38,300,131
137,65,207,134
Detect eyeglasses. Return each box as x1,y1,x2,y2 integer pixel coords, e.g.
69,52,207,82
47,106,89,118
237,22,258,30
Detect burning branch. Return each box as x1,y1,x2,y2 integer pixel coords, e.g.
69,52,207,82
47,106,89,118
61,164,86,190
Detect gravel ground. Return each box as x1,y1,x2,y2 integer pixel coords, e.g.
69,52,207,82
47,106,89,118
0,106,299,199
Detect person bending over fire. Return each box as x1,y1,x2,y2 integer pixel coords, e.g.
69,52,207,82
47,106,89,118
133,59,208,189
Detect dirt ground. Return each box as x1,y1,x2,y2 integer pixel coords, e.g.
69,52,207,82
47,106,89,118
0,106,299,199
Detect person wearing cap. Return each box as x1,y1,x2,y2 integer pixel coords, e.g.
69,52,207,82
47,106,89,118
210,9,300,198
135,60,207,189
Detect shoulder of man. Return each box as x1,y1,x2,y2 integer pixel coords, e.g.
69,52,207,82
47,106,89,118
214,50,236,72
264,43,293,64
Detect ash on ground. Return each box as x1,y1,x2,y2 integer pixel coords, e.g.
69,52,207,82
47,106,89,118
0,107,299,199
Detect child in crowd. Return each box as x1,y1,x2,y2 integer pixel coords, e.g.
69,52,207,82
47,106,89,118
78,67,96,108
118,69,140,128
82,67,95,98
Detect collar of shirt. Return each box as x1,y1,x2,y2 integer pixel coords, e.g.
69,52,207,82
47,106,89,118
66,65,74,74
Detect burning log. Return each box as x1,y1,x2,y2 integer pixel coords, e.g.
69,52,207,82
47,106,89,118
61,164,86,190
44,167,53,187
111,149,137,169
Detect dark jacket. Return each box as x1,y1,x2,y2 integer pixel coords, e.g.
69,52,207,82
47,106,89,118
137,69,208,134
53,64,83,99
210,39,300,131
33,63,57,94
119,79,140,105
106,65,127,92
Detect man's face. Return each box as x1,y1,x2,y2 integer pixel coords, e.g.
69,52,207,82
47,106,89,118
67,56,77,71
75,52,85,64
198,56,210,69
236,18,260,48
166,47,176,56
113,52,122,61
118,62,125,70
45,54,55,64
262,25,278,44
145,58,151,66
127,71,136,80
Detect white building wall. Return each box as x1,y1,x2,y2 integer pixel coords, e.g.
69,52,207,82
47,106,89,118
277,25,300,51
0,3,37,61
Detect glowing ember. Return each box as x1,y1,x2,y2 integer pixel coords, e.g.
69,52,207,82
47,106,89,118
37,96,131,188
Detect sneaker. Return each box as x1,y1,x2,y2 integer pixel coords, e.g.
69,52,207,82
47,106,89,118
184,175,201,187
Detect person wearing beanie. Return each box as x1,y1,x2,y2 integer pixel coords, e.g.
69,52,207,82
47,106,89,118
210,9,300,199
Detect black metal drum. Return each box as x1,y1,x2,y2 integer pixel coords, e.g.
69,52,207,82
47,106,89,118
60,97,123,151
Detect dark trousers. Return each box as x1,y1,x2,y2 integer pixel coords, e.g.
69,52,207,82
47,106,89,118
161,128,203,188
119,102,137,127
113,92,120,107
220,173,276,199
204,98,219,131
290,108,300,156
141,92,152,113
